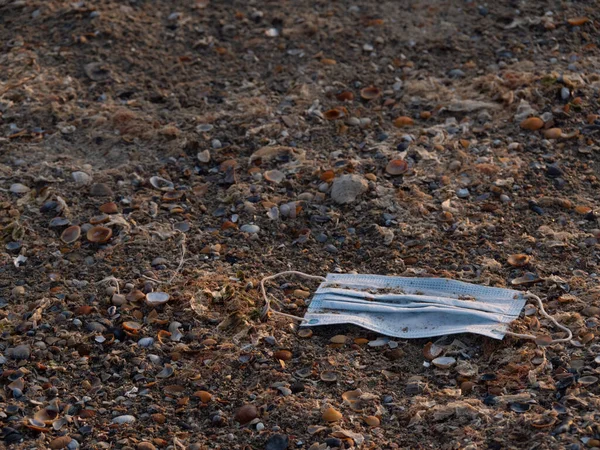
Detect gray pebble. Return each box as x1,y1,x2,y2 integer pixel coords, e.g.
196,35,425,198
240,224,260,233
456,188,470,198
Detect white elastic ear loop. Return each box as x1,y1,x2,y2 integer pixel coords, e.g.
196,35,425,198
504,293,573,344
260,271,326,322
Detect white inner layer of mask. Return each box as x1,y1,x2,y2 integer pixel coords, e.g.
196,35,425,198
302,274,527,340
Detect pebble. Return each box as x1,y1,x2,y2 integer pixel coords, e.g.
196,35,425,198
265,434,289,450
456,188,470,198
211,139,222,149
331,174,368,204
7,344,30,360
322,407,342,422
432,356,456,369
89,183,113,197
137,443,156,450
448,69,465,78
234,404,258,424
72,171,92,186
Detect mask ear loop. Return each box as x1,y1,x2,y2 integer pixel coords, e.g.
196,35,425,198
260,271,326,322
504,293,573,344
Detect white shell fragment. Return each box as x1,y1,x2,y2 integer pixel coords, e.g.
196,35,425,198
112,415,136,424
146,292,170,306
149,176,174,191
432,356,456,369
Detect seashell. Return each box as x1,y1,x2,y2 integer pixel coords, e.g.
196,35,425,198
264,169,285,184
146,292,170,306
298,328,313,338
336,91,354,101
520,117,544,130
26,418,47,432
323,108,344,120
72,171,92,186
240,224,260,233
578,376,598,386
87,226,112,243
162,191,183,202
7,345,30,360
112,415,136,424
127,290,146,302
385,159,408,175
432,356,456,369
197,150,211,163
157,330,171,343
511,272,542,286
507,253,530,267
320,170,335,182
423,342,444,360
49,217,71,227
322,407,342,422
393,116,414,127
89,183,113,197
368,337,389,347
510,402,531,413
193,390,212,403
99,202,118,214
320,371,337,382
89,214,109,225
61,225,81,244
274,350,292,361
10,183,30,194
360,86,381,100
354,338,369,345
149,176,174,191
137,337,154,347
575,205,592,215
123,321,142,333
157,364,174,378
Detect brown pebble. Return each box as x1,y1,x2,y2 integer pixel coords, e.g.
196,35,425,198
137,443,156,450
520,117,544,130
151,413,166,424
99,202,118,214
364,415,380,427
461,381,475,395
393,116,414,127
329,335,347,344
193,390,212,403
274,350,292,361
234,404,258,424
89,183,113,197
543,128,562,139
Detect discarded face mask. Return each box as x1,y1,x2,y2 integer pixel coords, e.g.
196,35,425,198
260,271,572,345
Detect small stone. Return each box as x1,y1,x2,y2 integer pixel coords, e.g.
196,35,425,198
265,434,289,450
448,69,465,78
256,422,265,431
240,224,260,233
330,174,368,204
274,350,292,361
50,436,72,449
197,150,211,163
137,443,156,450
72,171,92,186
234,404,258,424
89,183,113,197
456,188,470,198
364,416,380,427
112,294,126,306
330,335,347,344
7,344,30,360
12,286,25,296
290,381,305,394
432,356,456,369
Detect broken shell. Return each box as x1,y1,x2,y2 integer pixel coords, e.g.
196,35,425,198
322,407,342,422
360,86,381,100
298,329,313,338
543,128,562,139
157,364,174,378
274,350,292,361
264,169,285,184
320,371,338,382
162,191,184,202
87,226,112,243
193,390,212,403
393,116,414,127
575,205,592,215
89,214,109,225
26,419,47,432
385,159,409,175
432,356,456,369
146,292,170,306
323,108,344,120
61,225,81,244
520,117,544,130
511,273,542,286
112,415,136,424
423,342,444,360
507,254,530,267
330,335,347,344
127,290,146,302
578,376,598,386
510,402,531,413
149,176,174,191
234,404,258,424
364,416,380,427
123,321,143,333
336,91,354,101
